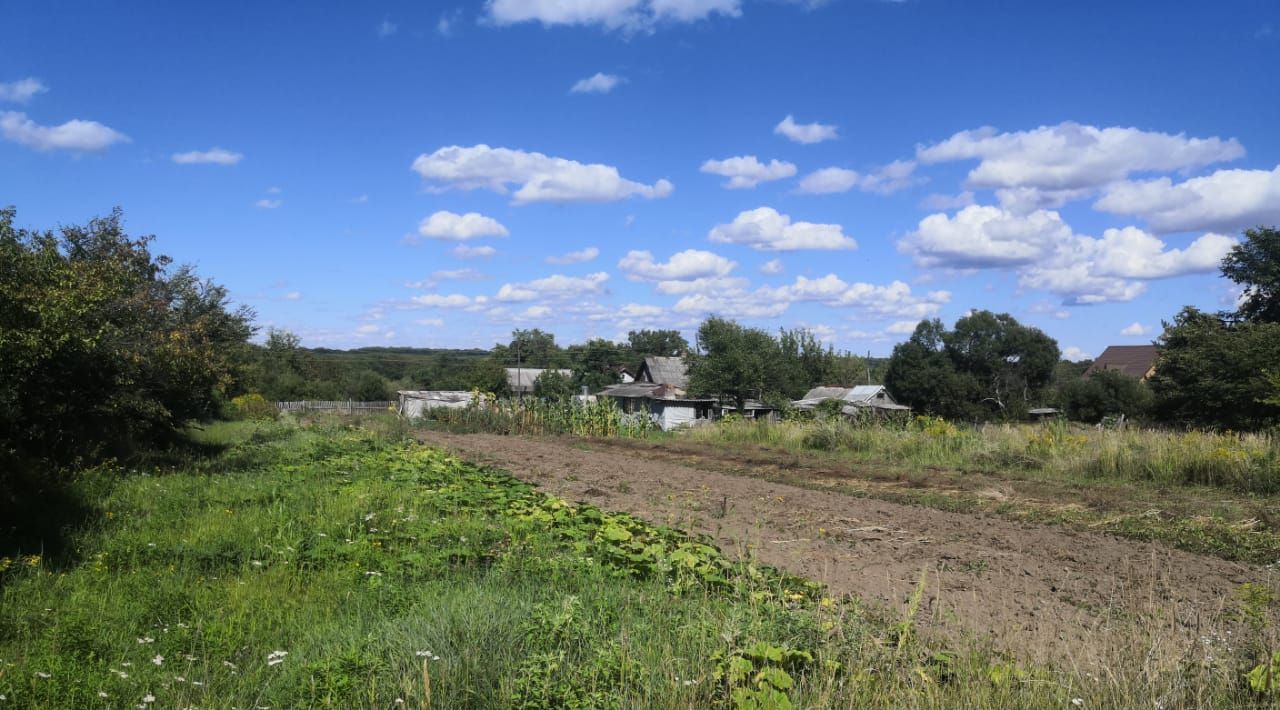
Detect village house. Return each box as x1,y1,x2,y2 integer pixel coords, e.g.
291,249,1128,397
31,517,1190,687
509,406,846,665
1084,345,1160,380
597,356,717,430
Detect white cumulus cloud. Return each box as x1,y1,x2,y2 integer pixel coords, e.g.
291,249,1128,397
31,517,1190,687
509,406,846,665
700,155,796,189
618,249,737,281
901,204,1238,305
0,111,128,152
916,121,1243,191
774,114,837,144
709,207,856,251
416,210,510,241
411,144,673,204
1120,322,1151,336
0,78,48,104
760,258,784,275
496,272,610,302
1093,165,1280,234
797,160,920,195
571,72,624,94
172,147,243,165
487,0,741,31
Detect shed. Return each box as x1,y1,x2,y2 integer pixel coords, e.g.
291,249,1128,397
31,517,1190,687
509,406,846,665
505,368,573,395
1084,346,1160,380
793,385,909,412
636,356,689,388
397,390,473,419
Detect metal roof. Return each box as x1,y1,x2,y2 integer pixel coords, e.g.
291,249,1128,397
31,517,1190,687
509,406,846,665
505,368,573,391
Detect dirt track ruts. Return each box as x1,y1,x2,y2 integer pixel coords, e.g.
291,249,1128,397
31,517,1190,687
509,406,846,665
417,430,1263,665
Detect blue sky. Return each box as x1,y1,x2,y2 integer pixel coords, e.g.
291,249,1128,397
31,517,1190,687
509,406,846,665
3,1,1278,358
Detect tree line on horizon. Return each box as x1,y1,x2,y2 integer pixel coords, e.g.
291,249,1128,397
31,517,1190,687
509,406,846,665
3,205,1278,496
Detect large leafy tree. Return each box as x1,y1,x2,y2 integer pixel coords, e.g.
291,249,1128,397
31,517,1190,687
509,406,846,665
885,311,1059,420
1221,226,1280,324
1149,306,1280,429
493,329,566,369
567,338,623,392
0,206,254,467
943,310,1059,415
884,319,981,420
686,318,785,411
627,329,689,358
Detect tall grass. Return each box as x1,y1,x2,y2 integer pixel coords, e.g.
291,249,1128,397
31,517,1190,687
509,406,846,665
684,416,1280,494
421,396,658,438
2,419,1273,707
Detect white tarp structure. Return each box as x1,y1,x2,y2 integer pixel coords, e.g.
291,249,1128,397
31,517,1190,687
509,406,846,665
792,385,910,412
397,390,474,419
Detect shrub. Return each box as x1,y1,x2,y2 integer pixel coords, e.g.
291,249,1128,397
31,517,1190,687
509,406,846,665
230,393,277,421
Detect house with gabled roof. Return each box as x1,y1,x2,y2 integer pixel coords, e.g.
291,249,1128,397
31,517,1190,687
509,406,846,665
1084,345,1160,380
636,356,688,388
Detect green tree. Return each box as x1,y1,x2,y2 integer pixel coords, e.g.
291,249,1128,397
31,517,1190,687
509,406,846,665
533,369,576,401
0,206,254,468
627,329,689,358
1059,369,1153,423
341,369,390,401
942,310,1059,417
884,312,1058,420
466,357,511,396
686,318,784,412
1149,306,1280,429
494,329,565,368
567,338,623,392
1221,226,1280,324
884,319,981,420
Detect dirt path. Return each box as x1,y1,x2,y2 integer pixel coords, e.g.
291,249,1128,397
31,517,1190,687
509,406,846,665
417,430,1263,666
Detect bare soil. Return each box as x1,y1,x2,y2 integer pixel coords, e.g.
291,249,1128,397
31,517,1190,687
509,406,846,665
417,430,1266,666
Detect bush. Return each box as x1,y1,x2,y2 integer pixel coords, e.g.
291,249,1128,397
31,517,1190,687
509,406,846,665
1059,369,1153,423
230,393,277,421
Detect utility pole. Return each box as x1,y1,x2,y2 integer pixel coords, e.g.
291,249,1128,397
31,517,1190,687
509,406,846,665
866,350,872,385
516,338,523,399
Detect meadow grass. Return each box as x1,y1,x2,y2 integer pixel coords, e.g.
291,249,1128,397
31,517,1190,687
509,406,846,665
681,417,1280,495
0,418,1275,708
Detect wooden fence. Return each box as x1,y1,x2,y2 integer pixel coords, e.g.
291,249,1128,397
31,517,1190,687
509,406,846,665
276,400,395,413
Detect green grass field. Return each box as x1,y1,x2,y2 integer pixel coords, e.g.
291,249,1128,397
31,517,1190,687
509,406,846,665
0,419,1273,708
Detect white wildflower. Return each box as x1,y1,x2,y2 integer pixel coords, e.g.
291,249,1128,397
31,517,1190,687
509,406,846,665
142,694,155,704
364,513,375,521
251,560,263,567
222,661,237,669
34,671,51,679
138,637,154,644
98,692,109,698
121,662,133,667
267,650,288,667
175,676,186,682
1071,700,1084,707
152,654,164,666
